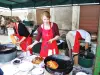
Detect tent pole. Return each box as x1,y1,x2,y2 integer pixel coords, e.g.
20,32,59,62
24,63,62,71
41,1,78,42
11,9,12,16
10,8,12,16
93,8,100,75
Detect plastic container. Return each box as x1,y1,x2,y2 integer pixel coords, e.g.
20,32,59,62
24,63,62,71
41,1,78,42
10,35,17,44
78,53,94,68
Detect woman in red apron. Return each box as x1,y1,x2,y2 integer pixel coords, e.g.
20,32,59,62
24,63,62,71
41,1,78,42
66,29,91,66
14,22,32,54
27,11,59,58
8,18,32,55
40,23,59,57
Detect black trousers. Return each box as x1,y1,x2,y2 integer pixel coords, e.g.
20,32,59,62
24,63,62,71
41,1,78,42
1,26,7,34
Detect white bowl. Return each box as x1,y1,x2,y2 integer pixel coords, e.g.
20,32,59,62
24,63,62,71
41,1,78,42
76,72,87,75
11,58,21,65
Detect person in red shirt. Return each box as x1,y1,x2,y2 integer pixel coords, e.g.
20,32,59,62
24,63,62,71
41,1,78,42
27,11,60,58
7,17,32,56
66,29,91,66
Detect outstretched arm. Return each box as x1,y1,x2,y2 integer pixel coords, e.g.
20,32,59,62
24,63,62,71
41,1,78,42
27,40,39,50
48,35,60,43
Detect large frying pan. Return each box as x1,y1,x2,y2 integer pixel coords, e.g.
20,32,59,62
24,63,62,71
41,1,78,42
44,49,93,75
44,54,73,75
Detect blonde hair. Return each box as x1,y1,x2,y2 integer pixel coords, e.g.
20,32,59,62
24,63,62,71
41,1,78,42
14,17,21,22
41,11,50,19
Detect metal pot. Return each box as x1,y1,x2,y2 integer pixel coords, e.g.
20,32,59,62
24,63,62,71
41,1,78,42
0,44,16,53
44,55,73,75
0,44,17,63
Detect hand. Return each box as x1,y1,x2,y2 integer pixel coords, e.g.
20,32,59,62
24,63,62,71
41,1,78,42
48,39,53,44
16,41,20,46
27,45,33,50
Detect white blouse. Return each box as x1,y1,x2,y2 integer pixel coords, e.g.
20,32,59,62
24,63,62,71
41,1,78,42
70,29,91,43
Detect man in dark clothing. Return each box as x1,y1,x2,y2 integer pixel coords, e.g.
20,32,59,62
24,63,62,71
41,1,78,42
0,68,3,75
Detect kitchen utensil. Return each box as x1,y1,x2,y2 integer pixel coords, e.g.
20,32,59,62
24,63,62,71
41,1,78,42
44,54,73,75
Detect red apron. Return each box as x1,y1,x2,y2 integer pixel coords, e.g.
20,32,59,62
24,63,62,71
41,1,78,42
40,23,59,57
14,23,33,54
72,31,82,53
